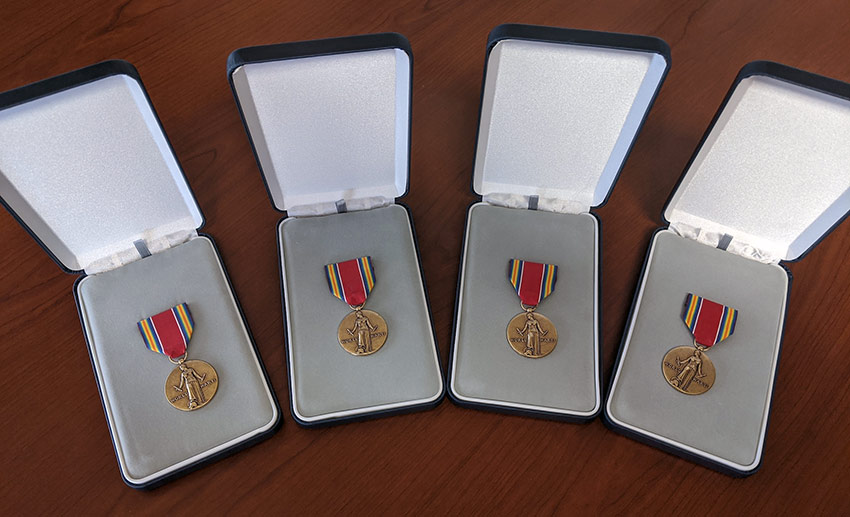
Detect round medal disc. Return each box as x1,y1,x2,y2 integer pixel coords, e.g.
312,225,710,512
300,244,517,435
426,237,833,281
338,309,388,356
165,360,219,411
506,311,558,358
662,346,715,395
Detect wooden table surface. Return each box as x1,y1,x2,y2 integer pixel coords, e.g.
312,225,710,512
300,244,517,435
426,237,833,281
2,0,849,513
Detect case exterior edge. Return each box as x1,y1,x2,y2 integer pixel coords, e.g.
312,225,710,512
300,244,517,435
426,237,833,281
660,60,850,263
0,60,206,274
469,23,671,208
226,32,414,214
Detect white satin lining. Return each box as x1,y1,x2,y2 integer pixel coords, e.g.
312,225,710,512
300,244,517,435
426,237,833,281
286,196,393,217
482,193,587,214
85,229,197,274
669,222,777,264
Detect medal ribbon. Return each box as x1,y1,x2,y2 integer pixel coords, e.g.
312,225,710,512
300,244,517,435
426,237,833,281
138,303,194,359
508,259,558,306
683,294,738,348
325,256,375,306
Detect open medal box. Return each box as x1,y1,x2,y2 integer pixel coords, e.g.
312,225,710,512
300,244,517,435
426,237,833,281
227,33,445,427
447,24,670,421
0,61,281,488
603,61,850,475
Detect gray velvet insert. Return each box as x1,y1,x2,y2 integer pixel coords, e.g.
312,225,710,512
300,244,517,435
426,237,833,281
76,236,277,483
280,205,443,420
452,204,599,414
607,230,788,468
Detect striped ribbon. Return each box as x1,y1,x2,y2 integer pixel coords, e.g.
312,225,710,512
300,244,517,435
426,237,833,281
508,259,558,306
683,293,738,347
325,256,375,306
138,303,194,359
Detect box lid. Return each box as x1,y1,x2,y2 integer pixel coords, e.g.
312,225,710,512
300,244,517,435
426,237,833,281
0,60,204,273
472,24,670,212
227,33,411,215
664,61,850,262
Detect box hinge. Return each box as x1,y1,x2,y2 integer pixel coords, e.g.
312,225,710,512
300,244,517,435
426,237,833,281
84,229,197,274
287,196,393,217
669,222,780,264
482,192,588,214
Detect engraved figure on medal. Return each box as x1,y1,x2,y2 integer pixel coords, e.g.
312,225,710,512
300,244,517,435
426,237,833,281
661,344,715,395
349,310,377,354
166,359,219,411
338,306,388,356
506,307,558,358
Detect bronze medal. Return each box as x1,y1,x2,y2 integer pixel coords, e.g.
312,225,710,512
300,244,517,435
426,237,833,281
138,303,218,411
663,294,738,395
506,308,558,358
165,359,219,411
337,307,388,356
326,257,387,356
662,345,715,395
506,259,559,358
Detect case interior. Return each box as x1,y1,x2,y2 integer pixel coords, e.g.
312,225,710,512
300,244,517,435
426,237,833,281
0,73,202,272
451,28,669,418
77,236,279,485
0,63,279,487
608,64,850,474
231,36,443,424
230,46,409,214
665,75,850,262
451,204,599,416
280,204,443,422
606,230,787,471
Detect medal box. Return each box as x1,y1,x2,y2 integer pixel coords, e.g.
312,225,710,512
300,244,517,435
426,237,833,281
227,33,445,427
0,61,281,488
447,24,670,421
603,61,850,475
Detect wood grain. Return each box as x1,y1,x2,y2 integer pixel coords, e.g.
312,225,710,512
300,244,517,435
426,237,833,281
2,0,849,513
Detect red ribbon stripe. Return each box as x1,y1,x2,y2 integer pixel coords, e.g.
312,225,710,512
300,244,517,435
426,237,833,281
336,259,368,306
149,310,188,358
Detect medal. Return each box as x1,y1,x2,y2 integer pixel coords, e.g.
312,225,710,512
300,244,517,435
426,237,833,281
138,303,218,411
506,259,559,358
662,294,738,395
325,256,388,356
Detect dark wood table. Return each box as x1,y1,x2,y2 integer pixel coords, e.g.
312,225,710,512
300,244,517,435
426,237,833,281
2,0,849,513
